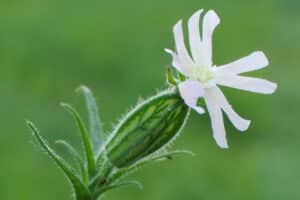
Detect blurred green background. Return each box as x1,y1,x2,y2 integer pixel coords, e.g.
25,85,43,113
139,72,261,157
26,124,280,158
0,0,299,199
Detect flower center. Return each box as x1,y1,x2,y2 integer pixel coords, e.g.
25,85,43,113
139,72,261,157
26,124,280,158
191,67,214,84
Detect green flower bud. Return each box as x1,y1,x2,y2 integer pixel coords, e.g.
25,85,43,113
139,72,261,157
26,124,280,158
105,91,189,168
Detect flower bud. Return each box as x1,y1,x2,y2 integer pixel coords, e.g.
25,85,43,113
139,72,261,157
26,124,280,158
105,91,189,168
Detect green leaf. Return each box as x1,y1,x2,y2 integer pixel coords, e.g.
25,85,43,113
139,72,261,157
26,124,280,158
26,121,91,200
60,103,96,177
109,150,194,183
93,180,142,199
137,150,195,165
55,140,88,184
77,85,103,154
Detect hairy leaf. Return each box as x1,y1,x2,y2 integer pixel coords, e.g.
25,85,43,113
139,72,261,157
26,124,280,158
27,121,91,200
56,140,88,184
61,103,96,177
77,85,103,154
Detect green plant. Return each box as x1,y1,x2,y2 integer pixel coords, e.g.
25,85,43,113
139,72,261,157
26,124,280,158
27,84,192,200
26,8,277,200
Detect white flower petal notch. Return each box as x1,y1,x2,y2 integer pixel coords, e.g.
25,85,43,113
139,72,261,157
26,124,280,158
165,9,277,148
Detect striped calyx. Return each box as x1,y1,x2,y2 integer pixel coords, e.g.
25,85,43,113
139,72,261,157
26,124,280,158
105,91,189,168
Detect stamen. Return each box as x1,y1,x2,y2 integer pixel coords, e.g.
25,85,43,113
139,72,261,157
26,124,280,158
191,67,213,83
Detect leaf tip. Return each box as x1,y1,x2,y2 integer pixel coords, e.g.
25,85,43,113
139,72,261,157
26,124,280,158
26,120,37,133
59,102,68,107
76,85,90,94
60,102,74,113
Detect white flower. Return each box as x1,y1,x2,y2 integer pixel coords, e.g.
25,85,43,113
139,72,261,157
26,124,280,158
165,9,277,148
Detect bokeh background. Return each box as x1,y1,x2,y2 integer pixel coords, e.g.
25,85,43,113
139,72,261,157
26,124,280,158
0,0,299,199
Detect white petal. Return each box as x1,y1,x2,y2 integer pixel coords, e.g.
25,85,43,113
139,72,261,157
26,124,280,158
173,20,194,72
217,51,269,74
188,9,205,64
201,10,220,67
178,80,205,114
204,87,228,148
164,48,188,75
211,87,251,131
217,74,277,94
